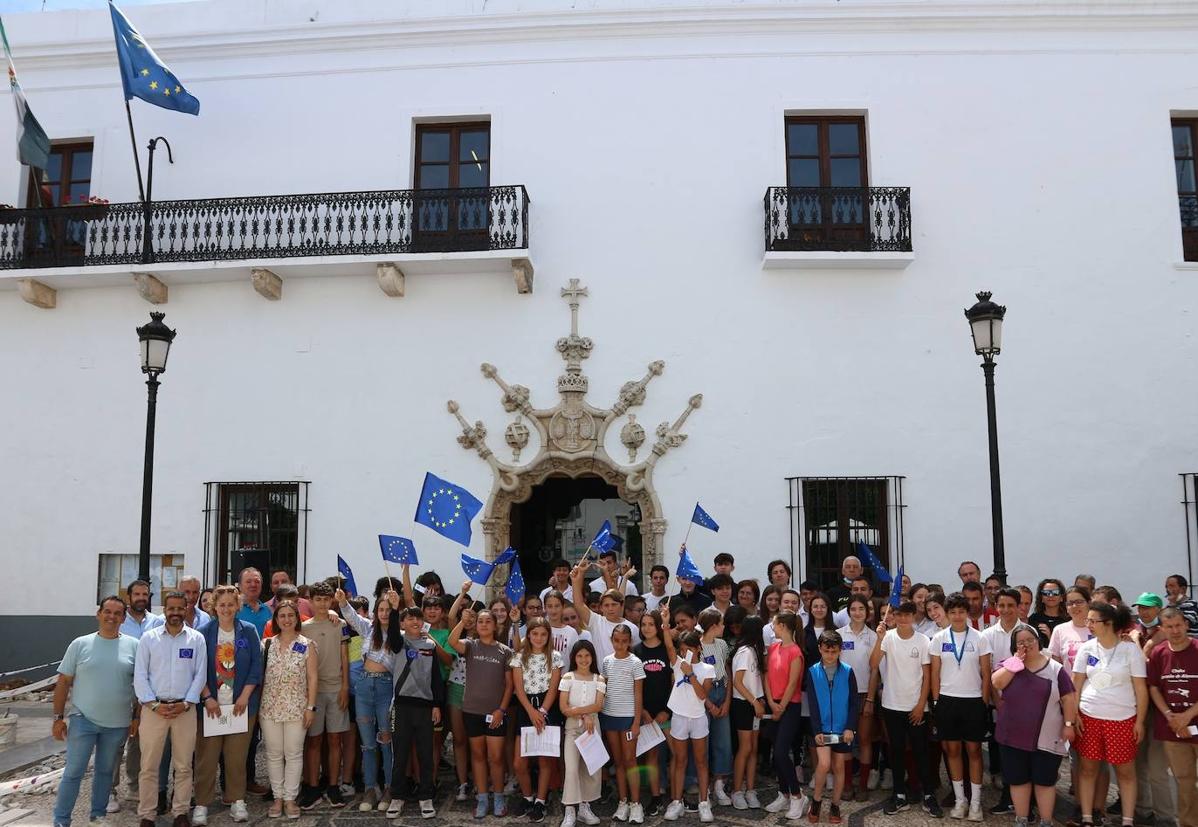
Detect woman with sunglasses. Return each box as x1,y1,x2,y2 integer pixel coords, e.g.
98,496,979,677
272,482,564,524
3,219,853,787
1071,602,1148,827
1029,579,1068,648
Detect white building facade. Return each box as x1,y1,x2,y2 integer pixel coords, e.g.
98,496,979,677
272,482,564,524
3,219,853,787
2,0,1197,669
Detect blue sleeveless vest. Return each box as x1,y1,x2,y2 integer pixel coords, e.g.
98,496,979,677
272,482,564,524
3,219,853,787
810,660,852,735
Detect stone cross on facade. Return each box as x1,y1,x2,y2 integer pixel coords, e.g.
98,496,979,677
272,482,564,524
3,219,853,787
561,278,588,336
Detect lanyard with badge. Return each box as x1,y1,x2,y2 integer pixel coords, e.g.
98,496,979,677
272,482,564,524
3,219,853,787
947,628,968,669
1088,643,1118,690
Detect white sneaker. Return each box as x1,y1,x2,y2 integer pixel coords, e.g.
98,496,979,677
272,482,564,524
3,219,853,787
880,769,893,790
968,803,984,822
714,780,732,806
663,800,685,821
629,802,644,824
950,800,967,819
456,783,470,802
106,794,120,814
698,801,714,822
561,805,577,827
578,802,600,825
766,793,790,813
785,795,809,820
191,806,208,826
420,800,436,819
230,801,249,823
867,769,880,790
746,790,761,809
614,800,630,822
387,798,404,818
731,791,748,810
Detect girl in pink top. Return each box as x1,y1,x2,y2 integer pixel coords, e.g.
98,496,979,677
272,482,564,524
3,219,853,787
764,611,810,820
1049,586,1094,674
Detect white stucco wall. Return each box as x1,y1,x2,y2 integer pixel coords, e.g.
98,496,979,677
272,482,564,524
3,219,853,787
2,0,1198,615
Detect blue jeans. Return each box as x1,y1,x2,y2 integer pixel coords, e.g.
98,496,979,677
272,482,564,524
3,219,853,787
353,671,394,790
706,681,732,776
53,714,128,826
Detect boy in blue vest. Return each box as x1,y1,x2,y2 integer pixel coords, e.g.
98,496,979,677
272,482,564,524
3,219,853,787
806,630,860,824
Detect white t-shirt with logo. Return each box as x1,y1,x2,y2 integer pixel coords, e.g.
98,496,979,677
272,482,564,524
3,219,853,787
1073,639,1147,721
930,626,991,699
731,646,764,700
879,629,931,712
835,624,877,691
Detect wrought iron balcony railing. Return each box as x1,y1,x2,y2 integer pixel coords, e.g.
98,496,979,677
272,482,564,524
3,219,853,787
765,186,912,253
1182,194,1198,262
0,185,530,270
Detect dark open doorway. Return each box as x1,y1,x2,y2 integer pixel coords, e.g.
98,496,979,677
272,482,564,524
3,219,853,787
509,475,642,594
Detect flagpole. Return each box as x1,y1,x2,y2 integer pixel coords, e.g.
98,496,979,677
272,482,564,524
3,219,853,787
123,99,146,203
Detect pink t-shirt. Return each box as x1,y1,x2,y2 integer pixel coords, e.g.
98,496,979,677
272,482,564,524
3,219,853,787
767,641,804,703
1049,621,1094,673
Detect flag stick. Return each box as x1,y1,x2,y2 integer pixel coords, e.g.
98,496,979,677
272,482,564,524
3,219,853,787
123,99,146,203
681,521,694,550
381,559,397,596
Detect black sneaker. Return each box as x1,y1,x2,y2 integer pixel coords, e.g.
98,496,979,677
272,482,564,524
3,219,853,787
883,796,909,815
991,802,1015,815
923,795,943,818
325,786,345,808
1107,800,1123,816
529,801,546,823
511,797,530,817
297,786,323,810
647,795,664,817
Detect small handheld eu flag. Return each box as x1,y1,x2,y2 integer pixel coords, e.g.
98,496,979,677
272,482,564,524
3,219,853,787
461,553,495,586
889,565,905,608
109,2,200,115
676,544,704,585
494,547,517,566
506,558,526,603
691,503,720,532
379,534,418,565
589,520,616,554
414,472,484,547
336,555,358,597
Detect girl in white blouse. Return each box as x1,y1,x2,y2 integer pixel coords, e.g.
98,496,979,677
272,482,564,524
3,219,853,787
559,640,607,827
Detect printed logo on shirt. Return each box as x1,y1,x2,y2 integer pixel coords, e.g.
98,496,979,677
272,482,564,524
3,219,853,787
842,641,855,650
179,648,194,659
909,648,921,658
643,659,667,674
942,643,955,653
292,642,308,654
235,638,247,649
406,648,419,660
1087,655,1099,667
703,655,717,665
342,625,352,638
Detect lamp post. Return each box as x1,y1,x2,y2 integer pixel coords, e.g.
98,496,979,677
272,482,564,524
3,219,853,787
964,291,1008,584
136,312,177,582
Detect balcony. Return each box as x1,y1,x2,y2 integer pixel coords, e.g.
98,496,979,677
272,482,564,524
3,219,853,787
763,186,913,270
1183,194,1197,263
1,185,534,303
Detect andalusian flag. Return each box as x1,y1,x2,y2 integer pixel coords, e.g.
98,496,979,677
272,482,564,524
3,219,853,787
0,16,50,170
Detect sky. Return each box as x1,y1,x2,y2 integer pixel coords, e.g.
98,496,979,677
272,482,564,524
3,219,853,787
0,0,202,11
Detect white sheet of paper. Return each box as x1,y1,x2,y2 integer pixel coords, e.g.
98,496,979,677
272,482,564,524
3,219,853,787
520,725,561,757
574,728,610,776
202,704,249,738
635,721,666,756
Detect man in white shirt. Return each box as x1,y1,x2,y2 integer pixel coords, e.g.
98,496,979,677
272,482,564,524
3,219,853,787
643,565,671,613
929,593,992,822
571,558,639,662
134,591,207,827
869,601,939,817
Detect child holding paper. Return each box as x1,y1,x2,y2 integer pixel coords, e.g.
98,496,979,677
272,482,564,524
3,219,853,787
511,617,564,823
661,607,716,823
601,625,646,824
559,640,607,827
805,630,860,824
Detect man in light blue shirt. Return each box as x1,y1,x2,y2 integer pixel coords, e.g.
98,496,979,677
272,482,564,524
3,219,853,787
52,595,139,827
119,579,164,640
234,567,271,635
179,575,211,631
133,591,206,824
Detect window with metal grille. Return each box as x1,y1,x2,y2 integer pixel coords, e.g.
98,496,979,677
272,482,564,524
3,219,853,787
1174,119,1198,262
202,482,309,585
413,121,491,250
786,476,905,593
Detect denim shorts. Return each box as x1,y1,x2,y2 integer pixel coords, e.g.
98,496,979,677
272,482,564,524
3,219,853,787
599,713,635,733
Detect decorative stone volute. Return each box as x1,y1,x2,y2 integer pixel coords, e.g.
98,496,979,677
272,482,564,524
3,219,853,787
446,280,702,573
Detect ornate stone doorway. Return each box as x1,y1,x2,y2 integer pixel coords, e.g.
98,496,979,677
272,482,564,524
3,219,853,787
446,280,702,590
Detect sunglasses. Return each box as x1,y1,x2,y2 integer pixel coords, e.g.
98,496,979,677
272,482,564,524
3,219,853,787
1041,589,1062,596
1066,599,1087,607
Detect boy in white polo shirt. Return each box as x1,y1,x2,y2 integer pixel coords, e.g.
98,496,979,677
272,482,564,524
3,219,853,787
929,592,992,822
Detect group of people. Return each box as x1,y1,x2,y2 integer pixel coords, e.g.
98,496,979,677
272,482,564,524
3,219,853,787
47,552,1198,827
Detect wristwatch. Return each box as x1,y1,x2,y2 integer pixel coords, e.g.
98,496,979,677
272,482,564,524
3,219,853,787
306,705,317,712
1064,721,1075,728
52,713,64,721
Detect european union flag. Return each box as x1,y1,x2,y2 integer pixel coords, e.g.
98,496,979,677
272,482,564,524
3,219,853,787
506,557,526,604
691,503,720,532
414,472,483,547
494,547,517,566
889,565,905,608
336,555,358,597
379,534,418,565
676,544,704,585
856,541,893,584
461,553,495,586
109,2,200,116
590,520,616,554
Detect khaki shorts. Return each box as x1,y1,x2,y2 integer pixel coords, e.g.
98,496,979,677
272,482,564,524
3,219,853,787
307,690,351,736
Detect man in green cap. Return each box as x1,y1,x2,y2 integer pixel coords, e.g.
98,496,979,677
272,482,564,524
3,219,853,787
1133,592,1166,653
1129,592,1176,827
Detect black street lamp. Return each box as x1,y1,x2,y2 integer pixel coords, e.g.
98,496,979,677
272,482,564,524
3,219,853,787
964,291,1008,584
136,312,177,582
